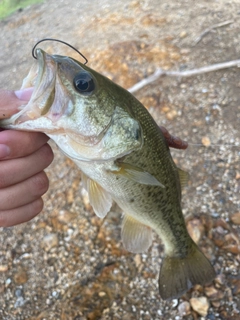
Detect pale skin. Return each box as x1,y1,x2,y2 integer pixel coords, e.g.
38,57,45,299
0,88,53,227
0,88,187,228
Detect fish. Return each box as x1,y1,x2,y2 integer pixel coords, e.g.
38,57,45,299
0,48,216,299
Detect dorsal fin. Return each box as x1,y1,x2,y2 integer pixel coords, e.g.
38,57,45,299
177,167,189,189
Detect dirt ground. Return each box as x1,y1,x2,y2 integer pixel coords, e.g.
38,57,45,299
0,0,240,319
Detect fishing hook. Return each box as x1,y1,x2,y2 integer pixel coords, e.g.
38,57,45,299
31,38,88,64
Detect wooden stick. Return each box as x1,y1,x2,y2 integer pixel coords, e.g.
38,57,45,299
193,20,234,45
128,59,240,93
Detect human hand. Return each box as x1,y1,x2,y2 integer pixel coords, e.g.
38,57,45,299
0,88,53,227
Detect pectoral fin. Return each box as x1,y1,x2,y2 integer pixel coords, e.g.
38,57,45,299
112,162,165,188
81,172,88,190
121,214,153,253
81,173,112,218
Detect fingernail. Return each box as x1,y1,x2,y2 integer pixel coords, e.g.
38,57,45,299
14,87,34,101
0,144,10,159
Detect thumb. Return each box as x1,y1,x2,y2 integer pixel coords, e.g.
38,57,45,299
0,88,33,119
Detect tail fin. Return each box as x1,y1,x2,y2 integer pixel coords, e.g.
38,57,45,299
159,243,216,300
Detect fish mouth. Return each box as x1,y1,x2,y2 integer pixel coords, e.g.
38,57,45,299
17,49,57,123
1,49,62,132
21,48,46,92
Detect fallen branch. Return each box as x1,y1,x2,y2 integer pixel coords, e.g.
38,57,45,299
193,20,234,46
128,59,240,93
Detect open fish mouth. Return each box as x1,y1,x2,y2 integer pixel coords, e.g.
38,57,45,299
0,49,63,132
16,49,57,123
21,49,46,92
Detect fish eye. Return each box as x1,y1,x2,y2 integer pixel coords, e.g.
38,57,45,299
73,71,95,94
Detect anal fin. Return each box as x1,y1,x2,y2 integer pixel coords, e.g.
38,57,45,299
121,214,153,253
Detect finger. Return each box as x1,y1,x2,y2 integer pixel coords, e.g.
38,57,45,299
0,198,44,227
159,126,188,150
0,130,50,159
0,88,33,119
168,135,188,150
0,143,53,188
14,87,34,101
0,171,49,211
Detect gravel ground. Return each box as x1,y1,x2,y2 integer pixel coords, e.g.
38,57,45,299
0,0,240,319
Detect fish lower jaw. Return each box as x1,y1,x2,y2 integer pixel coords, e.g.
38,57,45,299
1,115,59,133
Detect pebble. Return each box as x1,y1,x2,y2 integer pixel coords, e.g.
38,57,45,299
235,171,240,180
180,48,191,54
15,288,23,298
190,296,210,317
205,286,224,300
67,188,74,203
222,233,240,254
52,290,59,298
0,265,8,272
166,109,177,120
232,279,240,295
41,233,59,252
99,291,106,297
14,296,25,308
58,210,75,223
134,254,142,268
187,218,204,244
178,301,191,316
20,253,32,260
180,31,187,38
202,136,211,147
214,273,226,287
230,212,240,225
172,299,178,308
13,268,28,285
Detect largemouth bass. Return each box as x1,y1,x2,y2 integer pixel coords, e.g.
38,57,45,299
0,48,215,299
